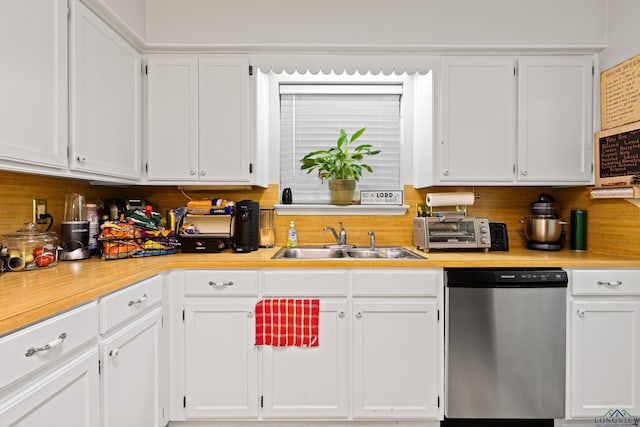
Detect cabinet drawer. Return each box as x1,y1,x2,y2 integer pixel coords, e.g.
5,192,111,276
99,274,163,334
263,270,348,296
0,302,98,389
352,269,441,296
572,269,640,296
184,270,258,296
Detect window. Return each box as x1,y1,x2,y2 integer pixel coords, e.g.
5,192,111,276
256,68,433,210
280,83,402,203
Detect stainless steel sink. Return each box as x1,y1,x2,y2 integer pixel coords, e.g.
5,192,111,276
274,247,347,259
346,247,420,259
272,246,426,260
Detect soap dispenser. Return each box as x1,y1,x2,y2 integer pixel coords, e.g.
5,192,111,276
286,221,298,248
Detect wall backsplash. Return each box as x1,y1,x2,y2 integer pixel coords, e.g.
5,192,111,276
1,170,638,258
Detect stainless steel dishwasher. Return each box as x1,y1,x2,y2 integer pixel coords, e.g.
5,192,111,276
444,268,567,426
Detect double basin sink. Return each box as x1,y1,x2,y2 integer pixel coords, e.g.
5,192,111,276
272,246,426,260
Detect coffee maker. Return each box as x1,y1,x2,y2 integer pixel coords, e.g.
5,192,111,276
234,200,259,252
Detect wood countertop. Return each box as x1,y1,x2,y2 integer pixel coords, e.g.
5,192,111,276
1,247,638,336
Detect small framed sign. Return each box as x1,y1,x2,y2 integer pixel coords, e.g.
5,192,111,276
360,190,404,205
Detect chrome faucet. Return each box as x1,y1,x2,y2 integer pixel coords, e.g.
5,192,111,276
323,222,347,246
368,231,376,250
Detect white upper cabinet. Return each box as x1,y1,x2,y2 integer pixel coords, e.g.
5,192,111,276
439,55,593,185
517,56,593,183
146,56,199,181
440,56,517,183
198,57,251,183
69,0,141,181
145,55,255,185
0,0,68,170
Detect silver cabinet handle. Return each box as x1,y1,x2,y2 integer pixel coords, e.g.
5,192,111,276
189,169,196,176
442,169,449,176
76,155,86,162
208,281,234,287
577,309,585,317
355,310,363,318
248,310,254,318
597,280,622,286
338,309,345,318
199,170,206,176
109,349,120,358
128,294,148,307
521,170,528,176
25,333,67,357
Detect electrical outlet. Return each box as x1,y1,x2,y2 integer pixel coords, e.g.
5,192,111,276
33,199,47,224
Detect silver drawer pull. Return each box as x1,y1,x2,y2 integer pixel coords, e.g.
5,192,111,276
128,294,148,307
597,280,622,286
208,281,234,287
25,333,67,357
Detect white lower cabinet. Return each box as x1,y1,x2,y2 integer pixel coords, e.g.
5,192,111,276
0,302,100,427
261,299,348,419
352,300,439,419
171,268,442,424
100,307,164,427
568,269,640,419
178,270,259,419
183,299,259,418
0,349,100,427
98,274,166,427
261,270,349,419
352,270,442,420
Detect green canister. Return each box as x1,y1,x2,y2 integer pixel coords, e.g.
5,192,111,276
570,209,587,251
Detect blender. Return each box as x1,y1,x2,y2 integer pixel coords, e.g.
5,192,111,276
59,193,92,260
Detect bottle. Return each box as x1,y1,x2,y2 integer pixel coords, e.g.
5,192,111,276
86,203,99,255
286,221,298,248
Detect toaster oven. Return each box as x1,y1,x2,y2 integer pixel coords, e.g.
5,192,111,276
413,216,491,252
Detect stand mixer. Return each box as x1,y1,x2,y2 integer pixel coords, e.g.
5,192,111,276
522,193,567,251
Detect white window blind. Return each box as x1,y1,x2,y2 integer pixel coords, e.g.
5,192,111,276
280,84,402,203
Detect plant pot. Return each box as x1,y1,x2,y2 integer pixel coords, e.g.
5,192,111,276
328,179,356,205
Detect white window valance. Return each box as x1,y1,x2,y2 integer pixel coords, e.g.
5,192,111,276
250,54,439,75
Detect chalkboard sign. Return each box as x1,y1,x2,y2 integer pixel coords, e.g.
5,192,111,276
595,121,640,186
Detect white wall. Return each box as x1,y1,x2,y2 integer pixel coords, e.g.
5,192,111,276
600,0,640,70
91,0,147,43
146,0,606,49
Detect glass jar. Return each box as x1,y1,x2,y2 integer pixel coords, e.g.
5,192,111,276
2,224,58,271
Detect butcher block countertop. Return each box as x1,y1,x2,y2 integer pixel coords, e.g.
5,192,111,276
1,247,638,336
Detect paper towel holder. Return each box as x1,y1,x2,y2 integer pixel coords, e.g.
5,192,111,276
424,191,479,218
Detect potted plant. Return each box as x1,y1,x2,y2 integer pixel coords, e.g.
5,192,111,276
300,127,380,204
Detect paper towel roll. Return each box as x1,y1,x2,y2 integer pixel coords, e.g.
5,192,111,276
426,192,475,207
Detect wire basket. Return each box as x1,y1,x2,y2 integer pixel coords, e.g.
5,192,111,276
99,222,179,260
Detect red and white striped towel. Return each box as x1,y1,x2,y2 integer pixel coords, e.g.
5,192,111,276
255,299,319,347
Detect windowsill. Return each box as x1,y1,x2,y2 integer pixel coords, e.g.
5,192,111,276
274,204,410,216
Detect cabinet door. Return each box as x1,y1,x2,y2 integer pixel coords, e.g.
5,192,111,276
0,0,68,169
440,57,516,183
0,349,99,426
100,307,164,427
352,300,439,419
570,300,640,417
184,300,258,419
69,0,141,180
146,56,199,181
198,56,251,183
262,300,348,419
517,56,593,183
